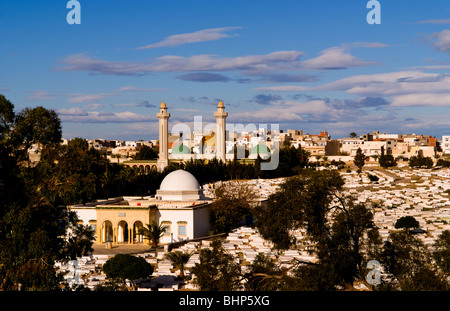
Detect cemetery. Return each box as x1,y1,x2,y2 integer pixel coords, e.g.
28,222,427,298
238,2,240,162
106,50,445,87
57,166,450,290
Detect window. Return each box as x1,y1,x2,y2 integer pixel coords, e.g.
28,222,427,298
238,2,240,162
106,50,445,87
89,220,97,232
178,221,187,237
161,221,172,236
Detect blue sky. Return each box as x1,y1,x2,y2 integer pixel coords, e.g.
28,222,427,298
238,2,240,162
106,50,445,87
2,0,450,140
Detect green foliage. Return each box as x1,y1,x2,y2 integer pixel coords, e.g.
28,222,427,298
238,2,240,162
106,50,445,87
164,250,193,279
255,169,345,250
12,106,62,158
433,230,450,276
134,144,158,160
353,148,366,172
191,239,242,291
254,168,383,289
0,94,15,142
321,198,376,286
209,182,255,234
138,222,165,248
436,159,450,168
378,154,397,168
35,140,110,205
102,254,153,281
367,173,379,182
380,231,448,290
0,98,95,291
394,216,420,230
93,279,128,291
260,145,310,178
244,253,285,291
409,155,434,169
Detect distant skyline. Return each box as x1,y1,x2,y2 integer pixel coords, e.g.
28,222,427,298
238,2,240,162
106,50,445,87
2,1,450,140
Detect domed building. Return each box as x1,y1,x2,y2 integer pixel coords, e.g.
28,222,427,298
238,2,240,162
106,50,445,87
156,169,204,201
70,169,213,246
249,144,271,160
170,144,191,155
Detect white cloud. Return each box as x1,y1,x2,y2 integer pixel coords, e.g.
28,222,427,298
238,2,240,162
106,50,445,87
257,71,450,107
300,46,380,70
57,107,88,116
417,19,450,24
59,42,383,77
57,108,155,123
136,27,242,49
431,29,450,54
116,86,168,92
68,93,115,103
27,91,56,101
390,93,450,107
59,51,306,76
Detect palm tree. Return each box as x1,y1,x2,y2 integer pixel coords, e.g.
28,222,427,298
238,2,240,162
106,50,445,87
164,250,193,279
138,222,165,248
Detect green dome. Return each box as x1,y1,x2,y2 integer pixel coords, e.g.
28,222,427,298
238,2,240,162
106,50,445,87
171,144,191,154
250,144,271,155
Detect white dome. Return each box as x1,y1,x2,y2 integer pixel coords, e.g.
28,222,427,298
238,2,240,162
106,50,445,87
159,170,200,192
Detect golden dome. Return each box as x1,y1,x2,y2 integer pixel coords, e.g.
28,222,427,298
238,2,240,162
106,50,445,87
160,101,166,108
217,100,224,108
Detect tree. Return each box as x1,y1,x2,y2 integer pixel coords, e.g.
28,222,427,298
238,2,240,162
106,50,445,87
164,250,193,279
0,94,15,142
378,154,397,168
254,169,384,289
102,254,154,289
209,182,256,234
139,222,165,248
433,230,450,277
255,169,345,250
436,159,450,168
134,144,158,160
35,138,111,205
394,216,419,230
244,253,285,291
409,155,433,169
321,197,377,288
353,148,366,173
0,97,95,290
380,231,448,290
12,106,62,159
191,239,242,291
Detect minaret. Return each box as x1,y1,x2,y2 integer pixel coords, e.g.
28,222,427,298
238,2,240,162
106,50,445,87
157,101,170,172
214,100,228,162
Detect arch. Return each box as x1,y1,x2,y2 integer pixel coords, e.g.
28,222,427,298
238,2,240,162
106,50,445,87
133,220,144,243
145,165,150,174
139,165,144,174
118,220,129,243
102,220,113,243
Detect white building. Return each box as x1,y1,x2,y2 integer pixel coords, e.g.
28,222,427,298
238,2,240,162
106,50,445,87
70,170,213,245
442,136,450,155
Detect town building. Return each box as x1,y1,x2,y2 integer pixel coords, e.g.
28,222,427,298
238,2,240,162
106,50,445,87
442,136,450,155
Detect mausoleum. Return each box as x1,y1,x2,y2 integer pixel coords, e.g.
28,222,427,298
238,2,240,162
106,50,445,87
70,169,212,246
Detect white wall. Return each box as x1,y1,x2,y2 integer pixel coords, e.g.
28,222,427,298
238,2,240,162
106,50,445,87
70,207,97,228
157,209,195,244
156,205,212,244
